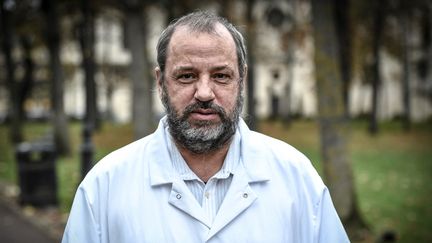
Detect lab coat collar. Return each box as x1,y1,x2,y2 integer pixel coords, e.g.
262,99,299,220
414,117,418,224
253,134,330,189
148,117,177,186
237,118,271,183
149,117,271,186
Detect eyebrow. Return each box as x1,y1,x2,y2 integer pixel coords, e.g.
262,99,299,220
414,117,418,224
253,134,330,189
173,66,195,73
173,65,234,73
212,65,228,70
211,65,234,73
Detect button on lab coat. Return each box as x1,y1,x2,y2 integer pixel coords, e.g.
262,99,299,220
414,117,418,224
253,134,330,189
62,117,349,243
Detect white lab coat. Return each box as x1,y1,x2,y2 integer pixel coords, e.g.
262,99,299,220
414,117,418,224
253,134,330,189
62,117,349,243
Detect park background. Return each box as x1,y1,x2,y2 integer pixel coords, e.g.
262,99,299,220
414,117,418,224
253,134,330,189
0,0,431,242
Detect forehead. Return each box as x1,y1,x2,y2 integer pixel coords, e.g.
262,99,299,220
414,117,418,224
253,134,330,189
167,23,237,60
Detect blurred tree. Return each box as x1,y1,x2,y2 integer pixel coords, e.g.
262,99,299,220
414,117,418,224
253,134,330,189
245,0,257,130
352,0,430,132
399,0,432,129
19,35,35,124
426,1,432,102
334,0,352,116
399,2,412,131
0,0,22,143
330,0,432,131
369,0,385,135
122,0,153,140
41,0,71,155
311,0,369,240
79,0,99,131
271,1,297,126
416,1,432,103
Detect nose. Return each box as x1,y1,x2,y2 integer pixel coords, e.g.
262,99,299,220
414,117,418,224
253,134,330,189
194,78,215,102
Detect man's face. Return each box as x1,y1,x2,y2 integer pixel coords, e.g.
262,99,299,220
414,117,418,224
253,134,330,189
156,24,244,154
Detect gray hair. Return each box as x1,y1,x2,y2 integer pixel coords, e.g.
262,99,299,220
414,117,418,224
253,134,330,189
156,11,248,81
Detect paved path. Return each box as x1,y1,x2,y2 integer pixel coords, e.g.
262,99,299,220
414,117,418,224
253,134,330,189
0,201,56,243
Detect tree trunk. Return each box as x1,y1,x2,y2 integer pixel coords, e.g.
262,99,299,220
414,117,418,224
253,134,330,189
311,0,368,239
19,36,35,121
401,11,411,131
42,0,71,155
245,0,257,130
282,79,292,125
124,4,153,140
1,1,22,143
334,0,352,117
79,0,99,130
105,75,115,121
369,0,385,135
427,2,432,102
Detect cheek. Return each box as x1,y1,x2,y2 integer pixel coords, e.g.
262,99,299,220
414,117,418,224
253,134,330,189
216,87,240,110
168,85,196,109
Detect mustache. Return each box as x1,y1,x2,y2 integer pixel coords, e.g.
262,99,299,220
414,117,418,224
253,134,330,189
182,101,227,120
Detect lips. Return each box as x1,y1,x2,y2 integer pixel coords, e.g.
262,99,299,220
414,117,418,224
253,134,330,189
194,108,217,114
190,108,219,121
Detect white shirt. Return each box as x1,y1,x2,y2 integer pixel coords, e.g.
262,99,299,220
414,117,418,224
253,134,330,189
62,117,349,243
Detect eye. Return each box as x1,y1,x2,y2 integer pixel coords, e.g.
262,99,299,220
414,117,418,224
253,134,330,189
176,73,197,83
212,73,231,83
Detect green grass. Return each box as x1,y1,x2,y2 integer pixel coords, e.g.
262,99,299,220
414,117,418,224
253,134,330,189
0,128,16,182
0,119,431,242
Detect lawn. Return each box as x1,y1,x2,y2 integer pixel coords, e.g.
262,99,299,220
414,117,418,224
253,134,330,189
0,119,431,242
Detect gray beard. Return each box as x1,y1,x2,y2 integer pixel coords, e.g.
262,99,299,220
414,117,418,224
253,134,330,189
161,83,243,154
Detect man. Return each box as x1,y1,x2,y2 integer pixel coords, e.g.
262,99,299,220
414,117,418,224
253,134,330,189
62,11,349,243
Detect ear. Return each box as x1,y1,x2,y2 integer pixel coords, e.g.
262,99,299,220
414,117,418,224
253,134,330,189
155,66,163,97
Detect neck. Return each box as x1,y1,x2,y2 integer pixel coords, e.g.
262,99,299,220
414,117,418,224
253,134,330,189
176,142,231,182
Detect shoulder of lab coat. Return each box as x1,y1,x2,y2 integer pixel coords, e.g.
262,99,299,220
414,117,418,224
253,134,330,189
237,119,349,242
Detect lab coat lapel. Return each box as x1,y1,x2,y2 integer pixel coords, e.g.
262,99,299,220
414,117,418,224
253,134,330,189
206,166,257,241
168,178,212,228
